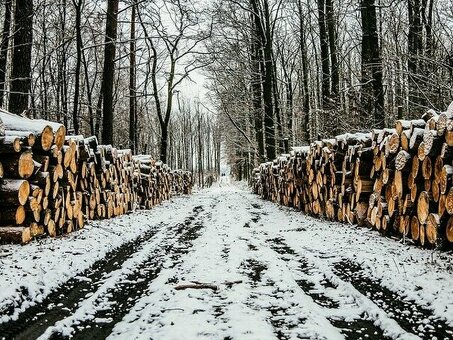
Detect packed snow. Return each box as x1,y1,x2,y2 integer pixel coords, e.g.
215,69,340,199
1,180,453,339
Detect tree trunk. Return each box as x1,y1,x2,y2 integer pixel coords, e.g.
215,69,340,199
250,17,265,163
317,0,330,110
250,0,275,161
408,0,423,111
262,0,275,161
272,51,282,153
9,0,33,115
421,0,434,104
325,0,339,99
72,0,83,134
129,3,136,153
361,0,385,128
160,124,168,163
82,44,95,136
101,0,119,144
0,0,12,108
297,0,310,143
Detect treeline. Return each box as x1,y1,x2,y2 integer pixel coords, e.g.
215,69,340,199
0,0,219,186
206,0,453,177
2,1,452,182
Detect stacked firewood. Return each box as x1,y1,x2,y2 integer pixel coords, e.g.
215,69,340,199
253,103,453,248
0,109,193,245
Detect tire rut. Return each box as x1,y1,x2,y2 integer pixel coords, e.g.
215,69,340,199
0,224,162,340
0,205,207,340
333,259,453,339
67,210,206,340
267,237,390,340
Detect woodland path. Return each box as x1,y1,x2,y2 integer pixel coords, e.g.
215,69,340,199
1,182,453,339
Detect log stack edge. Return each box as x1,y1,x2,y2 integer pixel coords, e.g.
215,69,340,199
0,109,193,245
253,103,453,249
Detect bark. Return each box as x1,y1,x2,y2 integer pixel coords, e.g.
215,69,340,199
0,0,12,108
317,0,330,110
82,45,95,136
421,0,434,103
325,0,339,98
129,2,137,153
272,51,282,152
361,0,385,128
94,83,103,139
101,0,119,145
72,0,83,134
280,52,293,143
9,0,33,114
297,0,310,143
408,0,423,110
250,0,275,161
250,17,264,163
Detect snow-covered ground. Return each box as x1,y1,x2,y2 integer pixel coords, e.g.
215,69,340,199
1,181,453,339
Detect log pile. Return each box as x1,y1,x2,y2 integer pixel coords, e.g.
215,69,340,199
0,109,193,244
253,103,453,249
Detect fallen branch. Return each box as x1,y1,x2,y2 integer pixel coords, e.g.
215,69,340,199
223,280,243,288
174,282,218,291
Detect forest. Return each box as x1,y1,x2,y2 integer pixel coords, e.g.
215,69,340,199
0,0,452,182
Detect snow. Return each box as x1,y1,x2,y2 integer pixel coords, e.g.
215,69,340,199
0,194,196,323
1,181,453,339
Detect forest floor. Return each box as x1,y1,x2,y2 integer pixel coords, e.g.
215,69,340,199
1,181,453,339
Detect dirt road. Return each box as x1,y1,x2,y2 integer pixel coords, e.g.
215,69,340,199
1,184,453,339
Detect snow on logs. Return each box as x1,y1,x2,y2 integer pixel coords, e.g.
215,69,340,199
253,102,453,249
0,111,193,245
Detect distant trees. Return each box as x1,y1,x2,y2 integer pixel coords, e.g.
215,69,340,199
0,0,218,184
136,0,212,163
1,0,453,180
205,0,453,177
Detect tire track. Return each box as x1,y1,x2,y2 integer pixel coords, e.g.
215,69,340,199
0,224,162,340
0,205,207,340
266,237,391,339
333,259,453,339
68,210,207,340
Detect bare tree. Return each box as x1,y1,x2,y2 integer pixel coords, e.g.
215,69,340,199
102,0,119,144
9,0,33,114
72,0,83,134
137,0,212,163
361,0,384,127
129,0,137,152
0,0,11,108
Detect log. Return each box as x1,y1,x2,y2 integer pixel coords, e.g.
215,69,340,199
4,130,36,147
0,109,54,151
395,150,411,172
417,191,431,225
253,103,453,249
446,216,453,243
0,206,26,225
411,216,420,241
2,150,34,179
0,226,31,244
0,135,22,153
0,179,30,205
426,213,441,246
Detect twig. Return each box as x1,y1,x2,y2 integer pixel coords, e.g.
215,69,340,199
392,258,400,274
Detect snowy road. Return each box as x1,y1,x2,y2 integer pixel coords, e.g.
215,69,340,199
1,183,453,339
